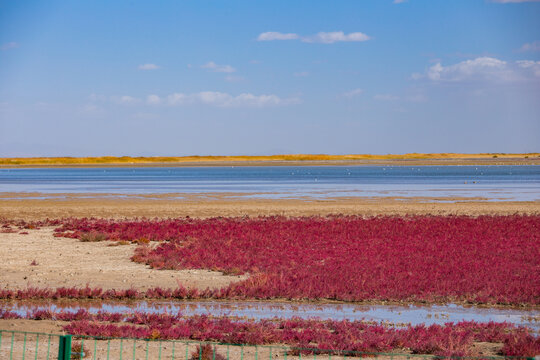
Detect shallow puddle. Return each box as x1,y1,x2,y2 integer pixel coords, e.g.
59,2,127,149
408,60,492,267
6,301,539,331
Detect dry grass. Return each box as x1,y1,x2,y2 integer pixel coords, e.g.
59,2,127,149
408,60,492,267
1,153,539,166
79,232,107,242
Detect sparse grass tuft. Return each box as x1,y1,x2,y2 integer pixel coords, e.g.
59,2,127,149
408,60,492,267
79,232,107,242
71,341,90,359
107,240,130,246
190,344,226,360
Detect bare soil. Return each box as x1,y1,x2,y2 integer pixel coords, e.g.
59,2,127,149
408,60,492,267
1,194,539,220
0,228,246,291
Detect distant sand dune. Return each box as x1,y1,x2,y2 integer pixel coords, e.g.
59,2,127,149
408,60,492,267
1,153,539,167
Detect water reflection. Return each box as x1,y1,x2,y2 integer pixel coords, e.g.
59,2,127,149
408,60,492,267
6,300,539,331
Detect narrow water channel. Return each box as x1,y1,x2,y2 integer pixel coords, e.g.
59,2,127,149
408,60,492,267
5,301,539,331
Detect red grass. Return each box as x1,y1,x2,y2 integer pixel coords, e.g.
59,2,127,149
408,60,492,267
61,318,540,357
3,306,535,357
1,305,537,357
52,215,540,305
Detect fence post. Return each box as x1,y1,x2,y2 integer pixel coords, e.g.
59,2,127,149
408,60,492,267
58,335,72,360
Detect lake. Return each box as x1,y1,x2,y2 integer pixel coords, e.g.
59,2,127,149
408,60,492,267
0,165,539,201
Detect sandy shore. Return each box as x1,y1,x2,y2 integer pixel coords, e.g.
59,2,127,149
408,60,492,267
0,228,245,291
0,193,538,220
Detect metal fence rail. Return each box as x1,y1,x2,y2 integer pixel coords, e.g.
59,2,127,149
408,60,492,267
0,330,62,359
0,329,536,360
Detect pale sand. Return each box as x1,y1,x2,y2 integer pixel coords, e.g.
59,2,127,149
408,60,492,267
0,194,539,220
0,228,246,291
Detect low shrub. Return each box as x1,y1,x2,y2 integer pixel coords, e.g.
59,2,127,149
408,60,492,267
79,231,107,242
71,341,90,359
190,344,226,360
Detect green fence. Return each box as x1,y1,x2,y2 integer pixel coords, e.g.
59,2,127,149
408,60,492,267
0,329,535,360
0,330,62,360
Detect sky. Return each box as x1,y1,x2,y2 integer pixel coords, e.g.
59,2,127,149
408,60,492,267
1,0,539,157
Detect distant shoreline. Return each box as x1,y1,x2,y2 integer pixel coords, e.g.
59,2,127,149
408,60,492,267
0,153,539,168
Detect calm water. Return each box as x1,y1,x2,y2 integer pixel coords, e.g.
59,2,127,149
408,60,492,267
7,301,539,330
0,165,539,201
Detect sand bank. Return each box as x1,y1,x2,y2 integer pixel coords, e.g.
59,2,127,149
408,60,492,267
0,193,538,220
0,228,246,291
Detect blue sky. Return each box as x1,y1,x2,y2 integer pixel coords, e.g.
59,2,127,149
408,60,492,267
1,0,539,156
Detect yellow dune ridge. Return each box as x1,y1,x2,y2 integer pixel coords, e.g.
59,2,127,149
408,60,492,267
0,153,538,166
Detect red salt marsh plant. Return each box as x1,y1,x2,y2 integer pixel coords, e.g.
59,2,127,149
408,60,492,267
52,215,540,306
62,319,540,357
1,306,538,357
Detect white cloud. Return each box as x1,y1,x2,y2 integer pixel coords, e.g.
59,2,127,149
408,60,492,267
111,95,140,105
132,112,159,120
99,91,298,108
293,71,309,77
427,57,507,81
88,93,107,102
146,94,161,105
520,41,540,52
80,104,102,114
342,88,364,98
420,57,540,82
517,60,540,77
201,61,236,73
164,91,298,107
1,42,18,51
196,91,231,105
407,94,428,103
374,94,399,101
196,92,297,107
167,93,187,105
79,103,106,116
82,104,98,112
257,31,371,44
303,31,371,44
257,32,299,41
224,75,244,82
393,0,408,3
138,63,160,70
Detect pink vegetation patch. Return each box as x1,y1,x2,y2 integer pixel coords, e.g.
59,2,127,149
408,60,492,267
1,308,538,357
54,216,540,305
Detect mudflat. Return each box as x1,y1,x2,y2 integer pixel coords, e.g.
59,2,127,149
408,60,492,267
0,228,246,291
0,193,539,220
